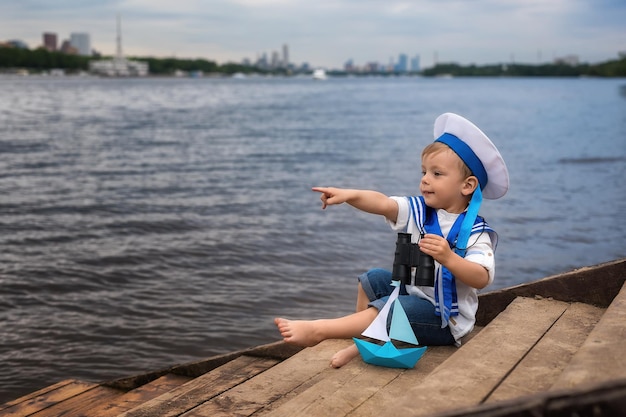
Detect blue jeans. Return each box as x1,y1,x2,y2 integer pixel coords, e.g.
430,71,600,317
358,268,455,346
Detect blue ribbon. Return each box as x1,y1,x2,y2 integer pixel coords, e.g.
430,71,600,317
435,132,486,259
455,187,483,258
412,195,487,328
436,133,488,190
424,206,463,326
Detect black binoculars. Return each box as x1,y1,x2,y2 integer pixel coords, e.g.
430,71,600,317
392,232,435,287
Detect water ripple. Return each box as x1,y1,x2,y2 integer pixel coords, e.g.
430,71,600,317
0,76,625,403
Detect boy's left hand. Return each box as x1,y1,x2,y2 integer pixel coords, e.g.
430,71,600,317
418,234,452,265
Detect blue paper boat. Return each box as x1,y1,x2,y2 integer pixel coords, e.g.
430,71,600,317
354,282,427,369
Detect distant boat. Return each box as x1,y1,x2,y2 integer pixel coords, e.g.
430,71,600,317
312,68,327,80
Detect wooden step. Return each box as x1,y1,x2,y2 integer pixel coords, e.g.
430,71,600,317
168,338,355,417
391,285,626,417
260,344,456,417
485,301,604,402
4,261,623,417
93,373,192,417
0,374,192,417
245,297,569,417
117,354,279,417
354,297,571,417
0,379,99,417
258,327,485,417
552,281,626,390
17,385,123,417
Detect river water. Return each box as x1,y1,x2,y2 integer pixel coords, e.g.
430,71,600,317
1,75,625,402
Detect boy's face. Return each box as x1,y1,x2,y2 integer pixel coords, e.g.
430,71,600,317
420,149,472,213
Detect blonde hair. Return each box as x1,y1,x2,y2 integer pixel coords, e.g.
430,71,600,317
422,142,473,179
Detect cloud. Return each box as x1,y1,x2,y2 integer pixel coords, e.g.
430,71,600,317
1,0,624,68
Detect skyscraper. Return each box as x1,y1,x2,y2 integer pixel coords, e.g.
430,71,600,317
396,53,408,73
43,32,57,51
115,14,123,59
271,50,280,68
410,55,420,73
70,33,91,56
282,44,289,68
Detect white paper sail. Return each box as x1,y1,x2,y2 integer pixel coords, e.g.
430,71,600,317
361,284,398,341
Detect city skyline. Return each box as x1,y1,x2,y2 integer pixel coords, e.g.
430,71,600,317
1,1,624,69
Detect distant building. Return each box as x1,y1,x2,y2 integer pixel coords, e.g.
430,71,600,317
60,40,78,54
271,50,280,68
554,55,579,66
70,33,91,56
365,62,380,73
257,52,269,69
6,39,29,49
410,55,420,73
396,53,408,73
89,56,148,77
282,44,289,68
43,33,57,51
344,59,355,72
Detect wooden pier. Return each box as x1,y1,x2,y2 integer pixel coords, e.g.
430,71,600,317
2,258,625,416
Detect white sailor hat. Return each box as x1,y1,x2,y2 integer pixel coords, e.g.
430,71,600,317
433,112,509,200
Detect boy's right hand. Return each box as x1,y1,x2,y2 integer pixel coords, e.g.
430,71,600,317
312,187,347,209
312,187,397,222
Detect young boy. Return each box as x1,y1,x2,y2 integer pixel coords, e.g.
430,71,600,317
275,113,509,368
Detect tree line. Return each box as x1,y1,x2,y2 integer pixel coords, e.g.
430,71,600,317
1,46,625,77
420,57,626,77
0,47,258,75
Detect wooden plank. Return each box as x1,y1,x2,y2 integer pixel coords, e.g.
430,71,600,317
106,341,302,391
94,374,192,417
552,282,626,390
0,380,76,411
259,350,404,417
266,328,487,417
362,297,570,417
27,386,122,417
486,301,604,402
246,339,353,417
426,377,626,417
179,339,352,417
118,355,279,417
347,345,466,417
250,340,356,415
348,327,484,417
476,258,625,326
0,380,98,417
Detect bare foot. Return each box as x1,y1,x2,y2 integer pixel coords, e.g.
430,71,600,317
274,317,323,347
330,343,360,368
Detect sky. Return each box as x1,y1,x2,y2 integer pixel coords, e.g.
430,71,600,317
1,0,625,69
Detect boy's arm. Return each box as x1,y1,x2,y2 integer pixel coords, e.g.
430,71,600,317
312,187,399,223
442,252,490,289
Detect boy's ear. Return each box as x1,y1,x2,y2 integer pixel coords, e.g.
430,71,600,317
462,176,479,196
